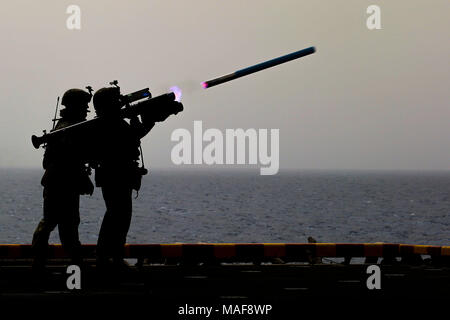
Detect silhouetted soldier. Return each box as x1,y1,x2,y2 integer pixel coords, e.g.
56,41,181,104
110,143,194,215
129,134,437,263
91,87,180,269
32,88,94,271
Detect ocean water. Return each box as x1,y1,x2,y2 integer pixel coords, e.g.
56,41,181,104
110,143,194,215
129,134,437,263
0,168,449,245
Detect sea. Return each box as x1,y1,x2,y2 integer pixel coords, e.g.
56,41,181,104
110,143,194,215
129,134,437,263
0,168,449,246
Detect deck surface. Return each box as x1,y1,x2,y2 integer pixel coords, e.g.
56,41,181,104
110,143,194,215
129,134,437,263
1,259,449,317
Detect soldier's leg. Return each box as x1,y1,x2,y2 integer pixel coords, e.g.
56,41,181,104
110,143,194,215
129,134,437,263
32,188,59,268
114,186,132,261
97,184,117,261
97,183,132,262
58,192,82,265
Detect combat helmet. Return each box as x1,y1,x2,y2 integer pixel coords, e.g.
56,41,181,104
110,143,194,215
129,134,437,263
61,88,92,108
93,87,122,116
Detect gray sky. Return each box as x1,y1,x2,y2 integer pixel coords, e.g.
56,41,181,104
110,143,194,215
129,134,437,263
0,0,449,171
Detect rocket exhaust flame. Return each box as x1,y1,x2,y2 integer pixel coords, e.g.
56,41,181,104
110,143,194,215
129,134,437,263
170,86,182,102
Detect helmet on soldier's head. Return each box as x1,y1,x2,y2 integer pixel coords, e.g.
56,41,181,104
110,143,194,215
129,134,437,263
93,87,121,116
61,88,91,109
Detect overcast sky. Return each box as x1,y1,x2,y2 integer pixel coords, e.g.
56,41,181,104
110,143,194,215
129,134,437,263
0,0,449,171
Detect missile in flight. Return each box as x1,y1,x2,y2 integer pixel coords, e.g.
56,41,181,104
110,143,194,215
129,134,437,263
201,46,316,89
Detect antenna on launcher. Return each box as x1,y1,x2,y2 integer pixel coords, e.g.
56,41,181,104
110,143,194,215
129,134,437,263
51,96,60,131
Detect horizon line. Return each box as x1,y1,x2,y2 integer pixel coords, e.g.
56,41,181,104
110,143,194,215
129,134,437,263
1,166,450,173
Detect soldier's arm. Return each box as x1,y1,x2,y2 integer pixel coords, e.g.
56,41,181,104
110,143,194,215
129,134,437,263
130,116,154,139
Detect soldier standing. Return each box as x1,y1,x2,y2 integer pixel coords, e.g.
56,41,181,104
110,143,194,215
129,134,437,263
91,86,181,269
32,88,94,271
